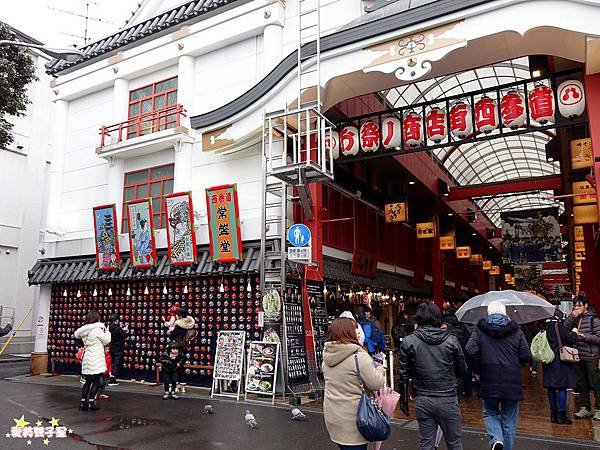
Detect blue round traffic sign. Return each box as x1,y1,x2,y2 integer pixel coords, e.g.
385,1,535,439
287,224,311,247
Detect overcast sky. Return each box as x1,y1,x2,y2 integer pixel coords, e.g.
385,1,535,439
3,0,139,48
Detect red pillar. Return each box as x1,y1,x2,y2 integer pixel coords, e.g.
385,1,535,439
582,74,600,308
432,217,444,308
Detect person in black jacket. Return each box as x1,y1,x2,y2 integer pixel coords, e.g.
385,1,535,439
542,315,577,424
443,308,471,398
0,319,13,337
107,314,128,386
392,311,414,348
465,301,531,450
169,308,195,345
399,302,467,450
158,345,183,400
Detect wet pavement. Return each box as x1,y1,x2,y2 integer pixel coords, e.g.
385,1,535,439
0,376,597,449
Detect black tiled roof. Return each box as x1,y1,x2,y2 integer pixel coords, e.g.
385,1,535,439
28,241,267,285
45,0,244,75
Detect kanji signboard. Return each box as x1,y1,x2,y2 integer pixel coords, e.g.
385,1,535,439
572,181,597,205
470,254,483,265
384,202,408,223
574,225,584,241
416,222,435,239
483,260,492,271
456,246,471,259
490,265,501,275
206,184,243,263
440,236,455,250
570,138,592,170
351,250,378,278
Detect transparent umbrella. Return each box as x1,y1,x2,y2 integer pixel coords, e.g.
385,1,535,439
456,290,556,324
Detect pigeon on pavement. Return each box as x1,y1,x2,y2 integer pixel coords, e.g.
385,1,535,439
204,405,214,415
291,408,307,421
245,410,258,429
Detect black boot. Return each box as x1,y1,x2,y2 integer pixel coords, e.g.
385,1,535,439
88,400,100,411
550,410,557,423
79,400,88,412
557,412,573,425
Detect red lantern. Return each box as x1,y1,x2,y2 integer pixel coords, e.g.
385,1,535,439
381,116,401,149
425,107,447,143
501,90,526,129
359,120,380,152
340,126,359,156
528,83,554,124
557,79,585,118
449,101,472,138
402,111,423,148
475,96,498,133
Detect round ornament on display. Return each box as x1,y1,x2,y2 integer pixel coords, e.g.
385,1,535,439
359,120,380,152
500,90,526,129
528,83,554,124
340,126,359,156
557,79,585,118
474,96,499,133
425,107,447,143
381,116,401,149
402,111,423,148
449,101,473,138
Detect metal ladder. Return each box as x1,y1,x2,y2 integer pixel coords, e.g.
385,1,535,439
297,0,322,111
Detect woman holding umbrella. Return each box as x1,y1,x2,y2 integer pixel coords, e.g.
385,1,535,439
542,311,577,424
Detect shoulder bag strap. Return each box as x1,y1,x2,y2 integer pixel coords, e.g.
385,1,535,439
554,322,563,350
354,352,365,391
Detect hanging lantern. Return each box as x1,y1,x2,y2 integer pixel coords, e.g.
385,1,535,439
126,287,131,296
449,101,473,138
501,90,526,129
162,285,168,294
92,288,98,297
528,83,554,124
183,285,188,294
108,288,112,296
381,116,401,149
76,289,81,298
425,107,447,143
62,289,67,297
144,286,149,295
557,79,585,118
402,111,423,148
475,96,499,133
340,126,359,156
359,120,380,152
324,130,340,159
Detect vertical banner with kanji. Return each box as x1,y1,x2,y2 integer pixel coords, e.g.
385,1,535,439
93,204,121,270
206,184,243,263
127,198,158,268
165,192,197,266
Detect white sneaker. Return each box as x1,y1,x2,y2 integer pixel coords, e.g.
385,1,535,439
491,442,504,450
593,410,600,421
575,407,594,418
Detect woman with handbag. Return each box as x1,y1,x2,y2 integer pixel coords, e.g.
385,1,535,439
542,313,578,424
323,317,387,450
74,311,111,411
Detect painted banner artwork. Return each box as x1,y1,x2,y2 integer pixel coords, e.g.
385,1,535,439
206,184,243,263
127,198,157,268
93,204,120,270
165,192,197,266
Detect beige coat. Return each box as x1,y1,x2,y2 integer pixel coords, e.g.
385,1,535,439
322,342,386,446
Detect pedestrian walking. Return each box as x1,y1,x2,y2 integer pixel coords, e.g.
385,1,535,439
108,314,128,386
465,301,531,450
159,345,184,399
542,315,577,424
392,311,413,348
442,307,471,399
322,317,386,450
74,311,111,411
398,303,467,450
563,296,600,420
357,305,386,355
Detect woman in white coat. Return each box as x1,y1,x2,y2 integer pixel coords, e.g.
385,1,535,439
74,311,111,411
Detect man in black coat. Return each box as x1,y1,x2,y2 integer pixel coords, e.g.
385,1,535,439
0,319,13,337
108,314,128,386
466,301,531,450
563,296,600,420
399,303,467,450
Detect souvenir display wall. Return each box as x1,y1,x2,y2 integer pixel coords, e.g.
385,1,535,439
47,275,261,386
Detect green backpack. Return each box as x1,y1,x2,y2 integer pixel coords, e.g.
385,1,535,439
530,330,555,364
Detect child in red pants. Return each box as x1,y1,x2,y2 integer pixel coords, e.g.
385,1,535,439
97,346,112,399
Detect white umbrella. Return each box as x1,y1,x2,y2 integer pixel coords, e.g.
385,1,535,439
456,290,556,324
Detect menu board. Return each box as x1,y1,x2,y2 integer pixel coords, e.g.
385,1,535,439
212,331,246,381
284,279,310,385
245,341,280,404
307,281,329,375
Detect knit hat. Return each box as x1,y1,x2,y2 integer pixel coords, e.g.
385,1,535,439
339,311,355,320
487,301,507,317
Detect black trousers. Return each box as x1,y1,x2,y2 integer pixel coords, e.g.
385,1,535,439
163,371,179,392
81,374,101,403
110,351,124,381
575,359,600,409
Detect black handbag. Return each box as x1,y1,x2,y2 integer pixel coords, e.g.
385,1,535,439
354,353,391,442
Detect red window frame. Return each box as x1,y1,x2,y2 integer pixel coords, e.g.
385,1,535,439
127,77,178,137
122,164,174,233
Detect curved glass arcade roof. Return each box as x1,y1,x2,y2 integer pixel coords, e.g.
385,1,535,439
382,58,561,226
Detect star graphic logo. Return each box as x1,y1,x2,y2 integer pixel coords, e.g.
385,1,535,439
49,418,60,428
43,438,50,445
13,415,29,428
68,428,73,434
36,420,43,427
27,439,32,445
5,432,10,438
